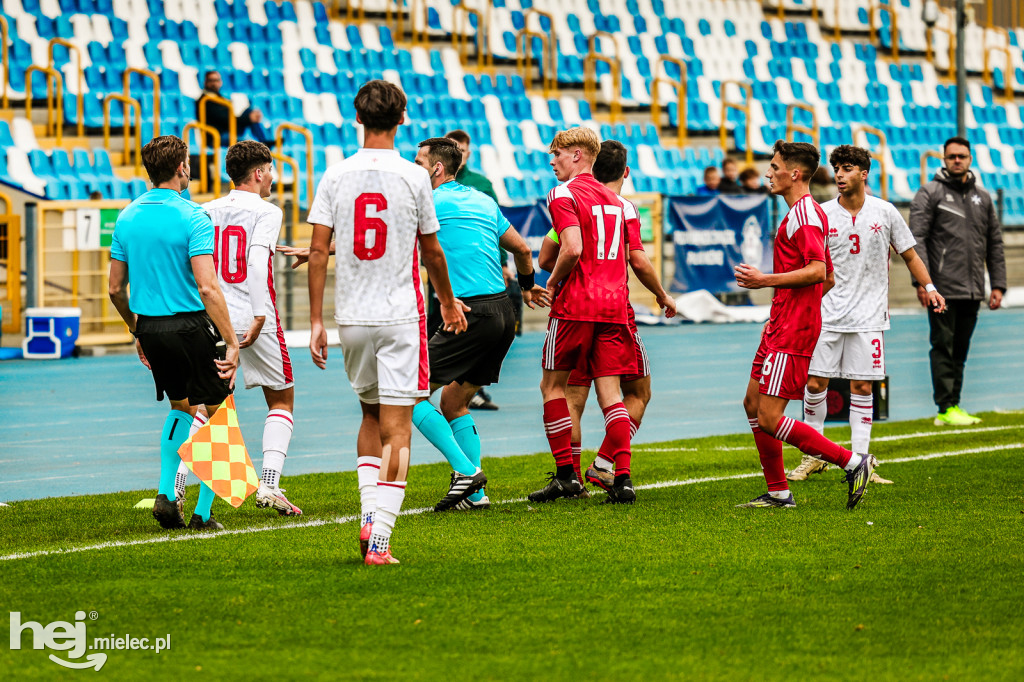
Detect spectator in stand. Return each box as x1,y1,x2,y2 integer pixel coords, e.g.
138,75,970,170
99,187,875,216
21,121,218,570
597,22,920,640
196,71,273,148
740,167,769,194
696,166,721,195
719,157,742,194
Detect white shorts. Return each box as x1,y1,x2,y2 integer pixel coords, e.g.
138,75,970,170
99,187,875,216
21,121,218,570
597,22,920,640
809,330,885,381
238,329,294,391
338,321,428,405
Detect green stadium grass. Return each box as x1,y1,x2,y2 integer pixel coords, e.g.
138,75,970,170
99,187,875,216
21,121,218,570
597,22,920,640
2,412,1023,679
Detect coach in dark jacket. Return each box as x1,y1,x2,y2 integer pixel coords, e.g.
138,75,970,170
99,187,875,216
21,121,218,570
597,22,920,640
909,136,1005,424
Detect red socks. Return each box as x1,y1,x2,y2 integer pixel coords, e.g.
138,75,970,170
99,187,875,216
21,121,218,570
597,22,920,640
775,416,852,468
749,418,788,491
600,403,632,477
543,399,574,468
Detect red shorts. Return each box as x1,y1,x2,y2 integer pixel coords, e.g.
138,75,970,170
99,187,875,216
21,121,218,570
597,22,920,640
568,324,649,386
542,318,637,379
750,340,810,401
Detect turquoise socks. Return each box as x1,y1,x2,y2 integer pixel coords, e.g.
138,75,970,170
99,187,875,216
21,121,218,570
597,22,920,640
413,401,476,476
450,414,485,502
194,481,216,522
159,411,193,501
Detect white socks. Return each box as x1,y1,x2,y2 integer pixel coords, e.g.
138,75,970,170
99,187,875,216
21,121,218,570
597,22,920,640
261,410,293,489
356,456,381,526
175,412,208,498
849,394,873,454
369,480,407,554
803,388,827,434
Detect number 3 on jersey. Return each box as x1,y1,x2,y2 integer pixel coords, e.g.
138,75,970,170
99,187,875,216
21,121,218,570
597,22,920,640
355,193,388,260
591,204,623,260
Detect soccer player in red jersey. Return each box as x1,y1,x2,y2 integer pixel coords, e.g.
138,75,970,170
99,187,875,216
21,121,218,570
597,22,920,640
531,128,638,504
734,141,874,510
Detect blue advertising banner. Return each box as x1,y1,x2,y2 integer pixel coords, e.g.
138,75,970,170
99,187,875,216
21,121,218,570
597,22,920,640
501,200,553,287
668,194,773,293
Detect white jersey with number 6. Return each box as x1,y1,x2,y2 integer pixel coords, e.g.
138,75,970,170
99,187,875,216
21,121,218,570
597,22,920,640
203,190,284,334
307,148,440,326
820,195,916,332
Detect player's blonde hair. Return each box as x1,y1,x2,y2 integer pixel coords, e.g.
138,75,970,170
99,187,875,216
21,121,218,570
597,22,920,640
549,127,601,159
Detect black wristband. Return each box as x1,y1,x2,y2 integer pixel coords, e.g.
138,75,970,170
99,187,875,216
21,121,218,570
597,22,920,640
517,271,535,290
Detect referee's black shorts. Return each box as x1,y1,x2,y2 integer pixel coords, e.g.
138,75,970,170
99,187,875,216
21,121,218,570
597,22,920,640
136,311,232,406
428,293,516,387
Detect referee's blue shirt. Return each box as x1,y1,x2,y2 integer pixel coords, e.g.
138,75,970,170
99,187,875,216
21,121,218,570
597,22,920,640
433,181,511,298
110,188,215,316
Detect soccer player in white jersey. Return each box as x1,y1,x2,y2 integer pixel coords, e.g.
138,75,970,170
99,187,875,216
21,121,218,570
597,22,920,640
790,145,946,483
202,141,302,515
307,80,467,566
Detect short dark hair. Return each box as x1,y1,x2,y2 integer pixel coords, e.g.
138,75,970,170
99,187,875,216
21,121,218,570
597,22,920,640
738,167,759,183
703,166,719,180
445,129,470,145
829,145,871,172
772,140,819,178
354,80,406,133
225,140,273,185
142,135,188,186
418,137,462,177
722,157,738,169
943,136,971,153
204,70,220,83
592,140,628,183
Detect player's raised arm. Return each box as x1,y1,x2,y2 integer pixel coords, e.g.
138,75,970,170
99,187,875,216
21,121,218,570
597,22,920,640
627,249,676,317
498,219,548,309
242,243,270,347
900,247,945,312
419,232,469,333
191,252,239,386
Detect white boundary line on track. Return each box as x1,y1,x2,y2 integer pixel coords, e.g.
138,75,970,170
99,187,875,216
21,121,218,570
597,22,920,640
633,424,1021,453
3,441,1021,563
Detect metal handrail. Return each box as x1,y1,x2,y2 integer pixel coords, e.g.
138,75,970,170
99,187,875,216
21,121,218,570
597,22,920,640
123,67,161,138
0,16,9,110
270,151,301,241
920,150,943,187
182,121,222,197
452,2,493,72
719,80,753,165
25,65,64,145
584,31,622,121
346,0,366,23
103,93,142,175
832,0,842,42
868,0,900,61
47,38,84,137
983,27,1013,98
521,9,558,92
651,57,687,147
785,102,820,149
197,92,237,147
927,8,957,77
274,122,315,209
517,29,554,97
852,125,889,201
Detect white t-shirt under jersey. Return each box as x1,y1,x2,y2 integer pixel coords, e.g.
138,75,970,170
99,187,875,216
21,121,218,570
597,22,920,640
203,190,284,334
820,194,916,332
307,148,440,326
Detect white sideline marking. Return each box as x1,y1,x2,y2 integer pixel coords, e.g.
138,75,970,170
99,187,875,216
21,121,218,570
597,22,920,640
2,442,1022,563
634,424,1021,453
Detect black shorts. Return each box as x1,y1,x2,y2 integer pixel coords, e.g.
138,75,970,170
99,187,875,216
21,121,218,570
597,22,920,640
136,311,232,406
428,293,516,387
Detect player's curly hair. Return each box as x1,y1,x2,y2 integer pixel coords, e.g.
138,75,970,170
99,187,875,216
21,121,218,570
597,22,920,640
829,145,871,172
592,140,628,183
418,137,463,177
225,140,273,185
354,80,407,132
549,127,601,160
141,135,188,186
772,140,820,180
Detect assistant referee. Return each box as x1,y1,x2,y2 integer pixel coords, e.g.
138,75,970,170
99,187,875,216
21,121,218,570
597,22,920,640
108,135,239,531
411,137,548,511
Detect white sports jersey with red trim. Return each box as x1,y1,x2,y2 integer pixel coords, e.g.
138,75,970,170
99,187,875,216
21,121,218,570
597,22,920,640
763,194,833,357
307,148,440,326
820,195,916,332
203,190,283,334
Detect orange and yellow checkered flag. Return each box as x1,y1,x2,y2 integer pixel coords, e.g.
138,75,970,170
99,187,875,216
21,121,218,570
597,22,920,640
178,395,258,508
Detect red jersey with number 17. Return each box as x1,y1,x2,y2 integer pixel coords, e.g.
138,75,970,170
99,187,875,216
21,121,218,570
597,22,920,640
763,194,834,357
547,173,629,323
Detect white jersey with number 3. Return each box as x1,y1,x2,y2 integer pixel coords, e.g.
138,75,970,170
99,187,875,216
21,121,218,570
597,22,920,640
820,195,916,332
203,190,284,334
307,148,440,326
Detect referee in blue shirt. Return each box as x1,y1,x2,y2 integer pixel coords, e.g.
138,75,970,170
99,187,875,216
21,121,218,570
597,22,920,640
108,135,239,531
411,137,548,511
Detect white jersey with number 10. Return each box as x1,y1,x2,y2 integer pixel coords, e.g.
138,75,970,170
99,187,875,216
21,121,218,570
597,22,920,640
307,148,440,326
203,189,284,334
